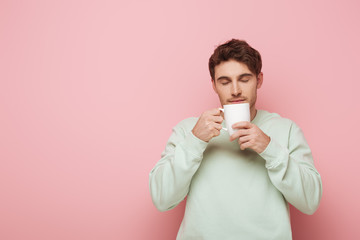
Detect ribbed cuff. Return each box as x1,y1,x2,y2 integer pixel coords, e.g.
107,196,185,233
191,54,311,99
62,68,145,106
259,137,288,169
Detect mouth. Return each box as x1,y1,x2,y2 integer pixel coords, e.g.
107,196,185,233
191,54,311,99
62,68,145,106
228,99,246,104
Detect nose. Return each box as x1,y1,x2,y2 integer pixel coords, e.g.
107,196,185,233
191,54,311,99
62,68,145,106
231,82,242,96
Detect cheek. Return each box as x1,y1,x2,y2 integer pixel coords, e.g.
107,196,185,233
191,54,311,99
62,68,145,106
246,85,257,95
218,87,228,97
224,88,233,99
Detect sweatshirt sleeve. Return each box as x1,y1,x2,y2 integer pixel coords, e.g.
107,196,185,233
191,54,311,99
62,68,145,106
149,121,209,212
259,121,323,215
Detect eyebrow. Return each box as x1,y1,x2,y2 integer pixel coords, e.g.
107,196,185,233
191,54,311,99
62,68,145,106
216,73,253,81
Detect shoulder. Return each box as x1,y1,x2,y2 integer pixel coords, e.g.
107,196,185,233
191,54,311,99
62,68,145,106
174,116,199,132
258,110,307,146
167,117,199,139
258,109,298,132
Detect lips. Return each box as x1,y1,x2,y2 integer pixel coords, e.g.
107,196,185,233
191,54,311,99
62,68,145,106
229,99,246,103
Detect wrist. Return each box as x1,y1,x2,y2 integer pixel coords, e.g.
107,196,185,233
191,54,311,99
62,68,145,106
258,136,271,154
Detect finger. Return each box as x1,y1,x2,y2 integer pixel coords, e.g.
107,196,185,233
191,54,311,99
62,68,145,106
239,141,251,150
213,129,221,137
209,108,222,116
213,122,223,131
229,129,249,141
238,135,252,144
232,121,252,129
209,115,224,123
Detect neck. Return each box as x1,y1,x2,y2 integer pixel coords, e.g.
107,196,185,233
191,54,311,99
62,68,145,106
251,108,257,122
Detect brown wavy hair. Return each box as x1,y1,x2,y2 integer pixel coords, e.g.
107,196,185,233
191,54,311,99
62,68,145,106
208,39,262,81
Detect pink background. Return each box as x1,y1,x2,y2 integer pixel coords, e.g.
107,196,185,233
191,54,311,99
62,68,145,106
1,0,359,239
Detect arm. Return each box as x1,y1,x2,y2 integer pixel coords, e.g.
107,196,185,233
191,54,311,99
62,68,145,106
149,122,208,212
259,121,323,215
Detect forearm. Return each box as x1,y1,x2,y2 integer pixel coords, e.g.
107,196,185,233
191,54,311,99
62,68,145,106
260,132,323,215
149,130,208,212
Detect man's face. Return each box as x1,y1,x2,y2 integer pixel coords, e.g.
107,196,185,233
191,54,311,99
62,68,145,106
212,59,263,114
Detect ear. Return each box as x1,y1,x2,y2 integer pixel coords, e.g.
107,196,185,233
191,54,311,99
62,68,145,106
212,79,218,94
256,72,264,89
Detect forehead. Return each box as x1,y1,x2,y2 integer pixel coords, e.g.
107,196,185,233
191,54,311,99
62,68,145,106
214,60,252,78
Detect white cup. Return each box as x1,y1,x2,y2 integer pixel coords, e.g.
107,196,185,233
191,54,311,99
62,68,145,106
219,103,250,136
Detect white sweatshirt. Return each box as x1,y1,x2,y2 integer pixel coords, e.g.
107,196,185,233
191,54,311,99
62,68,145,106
149,109,323,240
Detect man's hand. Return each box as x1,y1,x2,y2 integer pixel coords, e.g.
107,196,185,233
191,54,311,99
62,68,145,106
192,108,224,142
229,121,270,153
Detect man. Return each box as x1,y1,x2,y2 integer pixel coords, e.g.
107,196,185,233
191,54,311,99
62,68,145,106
149,39,322,239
